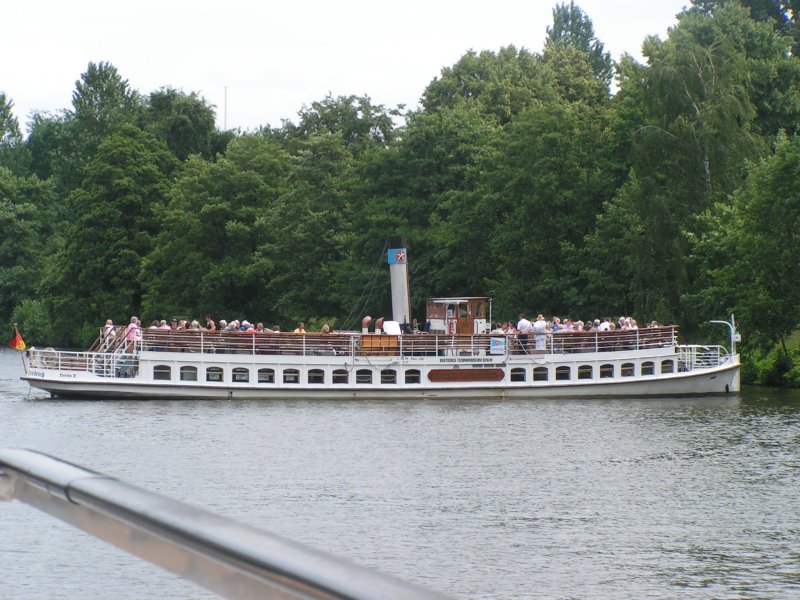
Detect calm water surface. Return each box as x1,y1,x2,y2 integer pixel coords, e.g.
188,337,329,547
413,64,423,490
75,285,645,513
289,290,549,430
1,348,798,599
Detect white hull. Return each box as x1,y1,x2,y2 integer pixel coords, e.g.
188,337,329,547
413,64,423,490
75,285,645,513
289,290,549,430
22,366,740,400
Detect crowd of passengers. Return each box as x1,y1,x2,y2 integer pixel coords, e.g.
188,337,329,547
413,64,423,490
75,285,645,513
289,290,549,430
97,312,667,357
493,314,660,336
102,313,660,343
491,314,664,352
100,315,334,346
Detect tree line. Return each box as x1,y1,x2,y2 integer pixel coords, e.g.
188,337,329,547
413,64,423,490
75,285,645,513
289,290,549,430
2,1,800,385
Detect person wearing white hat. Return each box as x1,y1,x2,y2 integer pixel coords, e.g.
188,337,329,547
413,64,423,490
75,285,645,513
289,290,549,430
533,314,548,350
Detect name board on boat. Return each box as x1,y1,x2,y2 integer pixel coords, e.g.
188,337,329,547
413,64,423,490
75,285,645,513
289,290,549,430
400,355,504,365
489,337,506,355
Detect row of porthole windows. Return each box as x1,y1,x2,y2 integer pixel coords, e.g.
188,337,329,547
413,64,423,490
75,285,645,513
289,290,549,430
154,366,422,385
510,360,674,382
153,360,676,384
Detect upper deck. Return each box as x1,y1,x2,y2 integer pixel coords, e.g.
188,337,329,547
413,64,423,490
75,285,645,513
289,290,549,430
29,326,680,370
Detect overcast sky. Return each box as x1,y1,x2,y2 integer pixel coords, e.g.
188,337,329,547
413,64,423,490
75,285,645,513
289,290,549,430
5,0,689,132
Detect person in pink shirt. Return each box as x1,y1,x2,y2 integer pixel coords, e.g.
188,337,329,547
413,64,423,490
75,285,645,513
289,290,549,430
123,316,139,350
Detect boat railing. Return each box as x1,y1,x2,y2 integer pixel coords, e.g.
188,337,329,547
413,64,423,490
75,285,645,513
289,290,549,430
27,347,140,377
676,344,730,371
129,328,678,358
25,327,682,372
545,327,676,354
0,448,448,600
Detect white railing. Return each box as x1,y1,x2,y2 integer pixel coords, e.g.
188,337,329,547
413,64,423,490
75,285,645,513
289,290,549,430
130,328,678,357
27,348,139,377
24,327,683,378
677,345,730,371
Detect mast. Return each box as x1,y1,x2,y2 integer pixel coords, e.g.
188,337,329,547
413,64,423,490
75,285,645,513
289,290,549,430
387,236,411,326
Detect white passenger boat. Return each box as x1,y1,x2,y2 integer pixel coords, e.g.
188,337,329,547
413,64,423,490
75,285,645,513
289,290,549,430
20,240,740,400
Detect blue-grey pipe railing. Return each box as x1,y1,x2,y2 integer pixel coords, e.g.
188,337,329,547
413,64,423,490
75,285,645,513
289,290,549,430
0,448,449,600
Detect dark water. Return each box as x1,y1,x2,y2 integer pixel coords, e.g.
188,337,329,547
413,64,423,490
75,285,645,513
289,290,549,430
1,348,798,599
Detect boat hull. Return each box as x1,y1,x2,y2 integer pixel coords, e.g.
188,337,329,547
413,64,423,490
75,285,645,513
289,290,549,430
22,359,740,401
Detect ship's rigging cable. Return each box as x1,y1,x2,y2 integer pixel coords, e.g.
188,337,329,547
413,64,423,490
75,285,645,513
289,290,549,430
341,239,390,331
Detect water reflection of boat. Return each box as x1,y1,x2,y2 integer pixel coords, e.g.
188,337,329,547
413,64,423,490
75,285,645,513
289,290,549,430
20,237,740,400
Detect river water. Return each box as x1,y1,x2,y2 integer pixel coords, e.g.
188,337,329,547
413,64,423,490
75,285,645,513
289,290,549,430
1,348,798,599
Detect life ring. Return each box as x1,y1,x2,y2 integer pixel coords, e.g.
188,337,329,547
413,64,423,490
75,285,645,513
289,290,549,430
448,320,456,335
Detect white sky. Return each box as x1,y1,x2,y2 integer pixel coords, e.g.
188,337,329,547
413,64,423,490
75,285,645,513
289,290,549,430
5,0,689,132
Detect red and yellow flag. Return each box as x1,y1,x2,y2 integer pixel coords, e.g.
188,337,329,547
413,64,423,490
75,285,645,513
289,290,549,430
8,328,26,351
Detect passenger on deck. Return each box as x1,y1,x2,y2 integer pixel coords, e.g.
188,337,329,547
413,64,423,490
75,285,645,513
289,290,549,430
159,320,171,330
204,314,216,331
272,325,281,333
532,314,548,350
149,320,160,329
101,319,116,349
124,316,140,350
293,322,306,333
321,323,331,333
516,314,533,353
170,319,179,330
255,322,271,333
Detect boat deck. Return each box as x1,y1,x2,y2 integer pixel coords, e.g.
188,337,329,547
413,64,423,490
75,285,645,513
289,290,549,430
116,326,678,356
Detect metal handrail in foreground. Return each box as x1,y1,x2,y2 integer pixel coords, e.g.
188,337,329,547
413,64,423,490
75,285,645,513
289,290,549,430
0,448,449,600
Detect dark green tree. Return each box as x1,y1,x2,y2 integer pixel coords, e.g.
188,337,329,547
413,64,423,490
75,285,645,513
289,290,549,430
0,93,22,147
691,0,800,55
540,41,610,105
0,92,30,174
689,133,800,351
52,62,145,193
142,87,218,160
545,1,614,88
141,134,291,323
278,94,399,154
46,125,177,344
265,132,357,324
421,46,558,124
584,3,771,329
350,105,497,319
0,168,56,326
480,101,617,317
70,62,142,141
25,112,70,181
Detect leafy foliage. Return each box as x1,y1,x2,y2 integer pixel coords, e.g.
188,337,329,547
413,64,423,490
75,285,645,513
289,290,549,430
421,46,558,124
46,126,177,344
3,2,800,384
545,0,614,87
